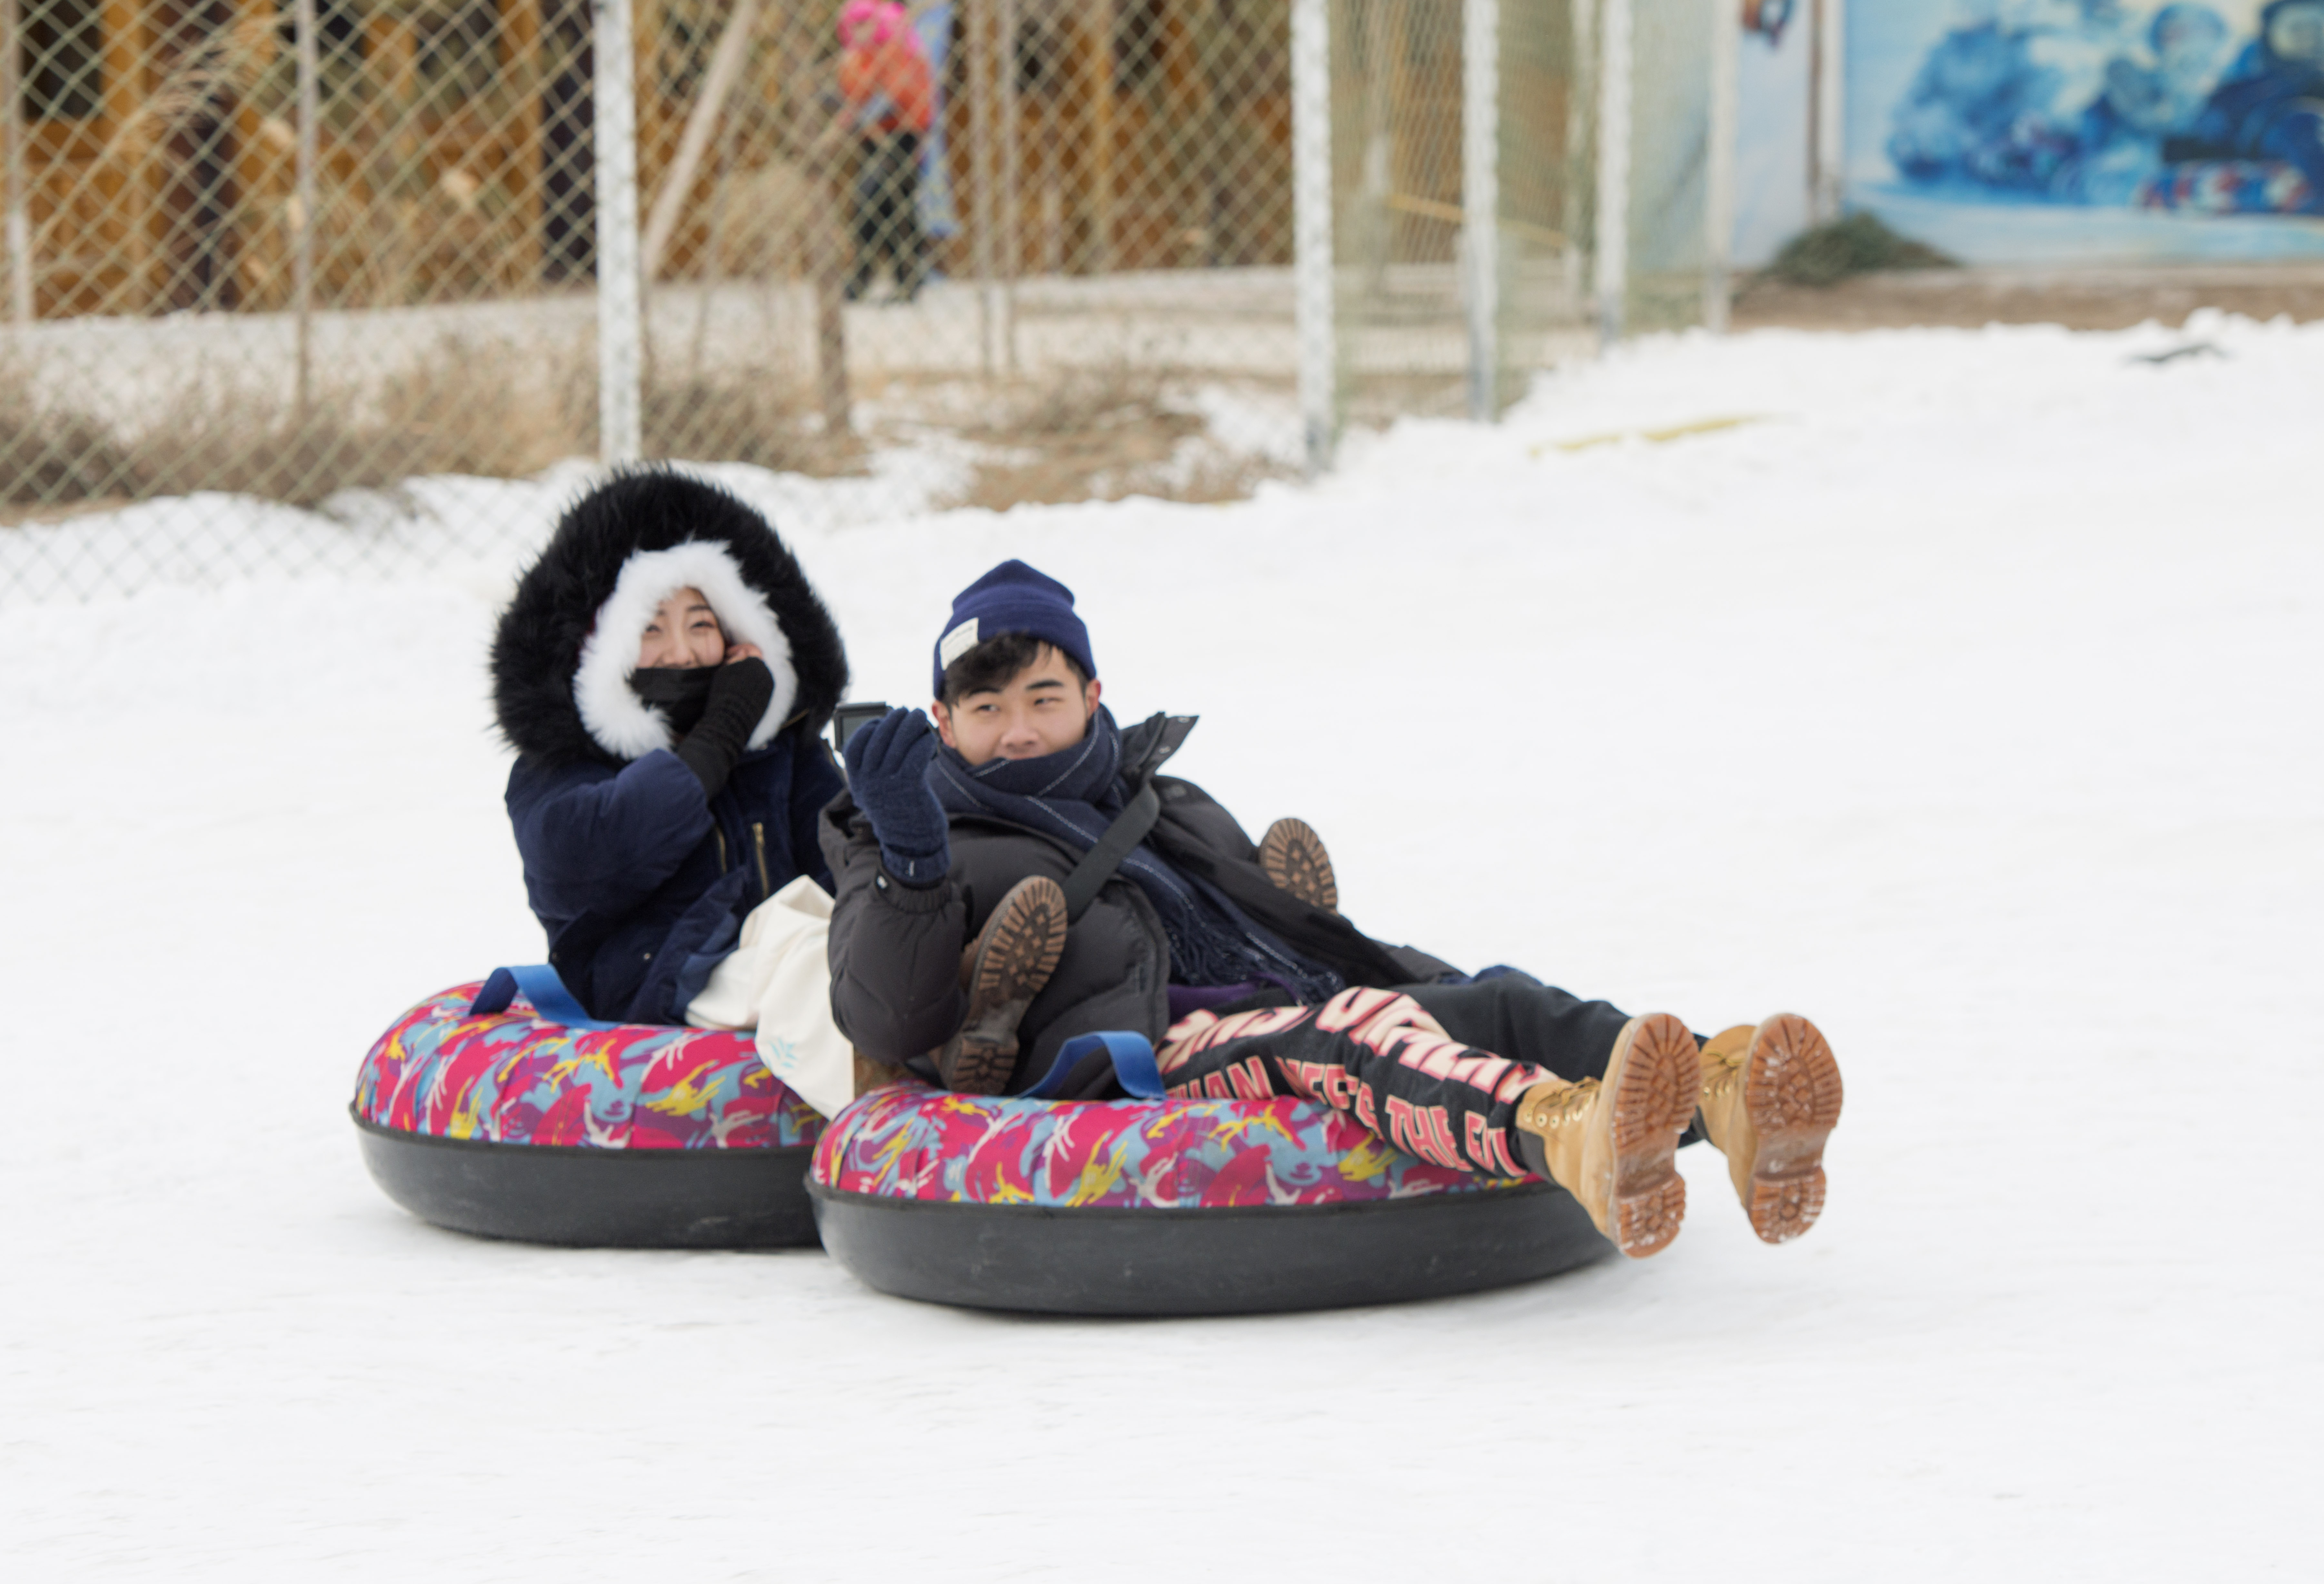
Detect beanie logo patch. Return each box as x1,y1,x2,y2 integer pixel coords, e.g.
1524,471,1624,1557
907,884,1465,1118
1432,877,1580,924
939,618,981,670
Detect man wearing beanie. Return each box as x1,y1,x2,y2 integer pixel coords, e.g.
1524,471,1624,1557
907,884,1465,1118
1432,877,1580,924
820,561,1845,1261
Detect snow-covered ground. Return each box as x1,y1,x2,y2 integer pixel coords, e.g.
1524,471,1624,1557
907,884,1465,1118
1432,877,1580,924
4,316,2316,1578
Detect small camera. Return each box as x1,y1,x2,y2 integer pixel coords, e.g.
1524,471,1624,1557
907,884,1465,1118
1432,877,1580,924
830,701,889,754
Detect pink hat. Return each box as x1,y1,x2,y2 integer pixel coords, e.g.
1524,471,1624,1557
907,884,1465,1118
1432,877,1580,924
839,0,906,47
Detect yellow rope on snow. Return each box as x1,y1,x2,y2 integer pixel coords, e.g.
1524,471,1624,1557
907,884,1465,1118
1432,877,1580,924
1531,414,1769,456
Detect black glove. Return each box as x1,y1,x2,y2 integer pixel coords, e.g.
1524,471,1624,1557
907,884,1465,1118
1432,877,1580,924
674,657,775,799
842,706,949,887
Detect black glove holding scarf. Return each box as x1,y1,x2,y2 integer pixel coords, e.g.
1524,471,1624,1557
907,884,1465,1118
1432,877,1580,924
631,657,774,799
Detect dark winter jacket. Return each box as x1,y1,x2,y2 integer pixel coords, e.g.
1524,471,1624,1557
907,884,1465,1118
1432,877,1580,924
492,470,849,1024
821,712,1452,1094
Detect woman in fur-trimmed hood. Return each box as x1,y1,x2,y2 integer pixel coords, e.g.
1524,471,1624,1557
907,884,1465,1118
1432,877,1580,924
491,469,848,1026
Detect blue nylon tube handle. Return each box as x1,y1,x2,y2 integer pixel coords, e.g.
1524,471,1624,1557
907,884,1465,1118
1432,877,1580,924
468,965,621,1031
1026,1030,1168,1100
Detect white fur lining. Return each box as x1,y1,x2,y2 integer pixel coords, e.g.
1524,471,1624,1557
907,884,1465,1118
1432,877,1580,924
572,541,798,760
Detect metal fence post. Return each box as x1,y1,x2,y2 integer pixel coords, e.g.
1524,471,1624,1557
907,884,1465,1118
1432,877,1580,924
1810,0,1844,223
3,0,1618,605
4,0,31,325
1292,0,1333,478
1564,0,1595,309
294,0,320,413
1462,0,1499,422
594,0,645,464
1593,0,1632,348
1083,1,1116,272
1704,0,1738,333
999,0,1020,374
972,0,998,380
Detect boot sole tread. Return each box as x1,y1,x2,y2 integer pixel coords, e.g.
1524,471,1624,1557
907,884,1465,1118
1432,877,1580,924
967,878,1069,1010
1604,1013,1701,1258
939,878,1069,1095
1743,1014,1843,1244
1259,819,1338,913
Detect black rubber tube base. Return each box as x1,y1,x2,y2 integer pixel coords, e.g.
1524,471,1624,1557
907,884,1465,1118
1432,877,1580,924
354,1114,819,1249
809,1180,1611,1315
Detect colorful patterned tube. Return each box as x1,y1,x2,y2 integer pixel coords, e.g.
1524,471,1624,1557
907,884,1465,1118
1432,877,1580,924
809,1082,1610,1315
351,984,826,1248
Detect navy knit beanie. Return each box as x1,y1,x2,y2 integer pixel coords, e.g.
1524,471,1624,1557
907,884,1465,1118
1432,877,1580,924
933,560,1097,696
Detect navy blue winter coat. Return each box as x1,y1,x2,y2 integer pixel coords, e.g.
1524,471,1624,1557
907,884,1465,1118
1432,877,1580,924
508,727,844,1024
489,471,852,1025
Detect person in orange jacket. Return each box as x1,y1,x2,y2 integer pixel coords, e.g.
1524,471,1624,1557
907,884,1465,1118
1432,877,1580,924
837,1,935,302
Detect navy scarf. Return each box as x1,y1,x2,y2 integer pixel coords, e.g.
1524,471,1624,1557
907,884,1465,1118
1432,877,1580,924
929,709,1342,1001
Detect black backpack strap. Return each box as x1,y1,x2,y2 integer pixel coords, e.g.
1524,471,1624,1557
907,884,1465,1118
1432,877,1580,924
1059,781,1161,922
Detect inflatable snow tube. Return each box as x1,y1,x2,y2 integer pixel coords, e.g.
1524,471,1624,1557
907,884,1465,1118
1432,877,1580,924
352,984,825,1248
809,1084,1610,1315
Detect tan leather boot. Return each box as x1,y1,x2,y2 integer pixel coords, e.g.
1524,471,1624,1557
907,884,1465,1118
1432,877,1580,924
852,1049,911,1099
933,876,1069,1094
1259,818,1338,913
1514,1013,1701,1258
1694,1015,1844,1244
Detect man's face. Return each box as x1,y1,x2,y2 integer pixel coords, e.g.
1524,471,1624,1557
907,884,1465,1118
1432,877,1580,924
636,586,727,668
933,646,1102,766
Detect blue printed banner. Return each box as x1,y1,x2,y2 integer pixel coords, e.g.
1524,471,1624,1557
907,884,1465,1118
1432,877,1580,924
1844,1,2324,261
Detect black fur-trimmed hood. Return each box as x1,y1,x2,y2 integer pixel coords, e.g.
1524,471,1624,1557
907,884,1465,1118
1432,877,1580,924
491,469,849,767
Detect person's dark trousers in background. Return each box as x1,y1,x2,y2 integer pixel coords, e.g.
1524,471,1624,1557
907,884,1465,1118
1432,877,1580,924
848,132,926,300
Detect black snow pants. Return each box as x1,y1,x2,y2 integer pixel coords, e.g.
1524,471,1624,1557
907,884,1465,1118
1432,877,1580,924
1158,974,1642,1180
848,132,925,299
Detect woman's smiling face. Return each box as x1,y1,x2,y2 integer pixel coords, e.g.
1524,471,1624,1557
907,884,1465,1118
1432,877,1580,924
636,586,728,669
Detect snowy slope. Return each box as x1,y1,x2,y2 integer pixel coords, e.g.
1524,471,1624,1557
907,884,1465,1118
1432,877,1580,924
3,317,2317,1579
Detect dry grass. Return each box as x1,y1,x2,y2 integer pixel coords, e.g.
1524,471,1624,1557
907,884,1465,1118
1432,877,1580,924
1000,361,1183,438
645,372,862,478
0,398,137,505
948,362,1287,511
1,338,877,518
1153,449,1290,505
2,338,584,513
1756,213,1959,291
134,348,582,506
4,348,1279,520
700,159,826,281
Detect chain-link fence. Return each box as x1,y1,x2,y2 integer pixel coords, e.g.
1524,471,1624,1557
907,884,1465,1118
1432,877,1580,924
2,0,1722,607
1622,0,1725,334
1327,0,1597,427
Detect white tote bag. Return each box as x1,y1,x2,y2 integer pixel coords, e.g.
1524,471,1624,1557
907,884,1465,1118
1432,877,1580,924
684,875,857,1119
